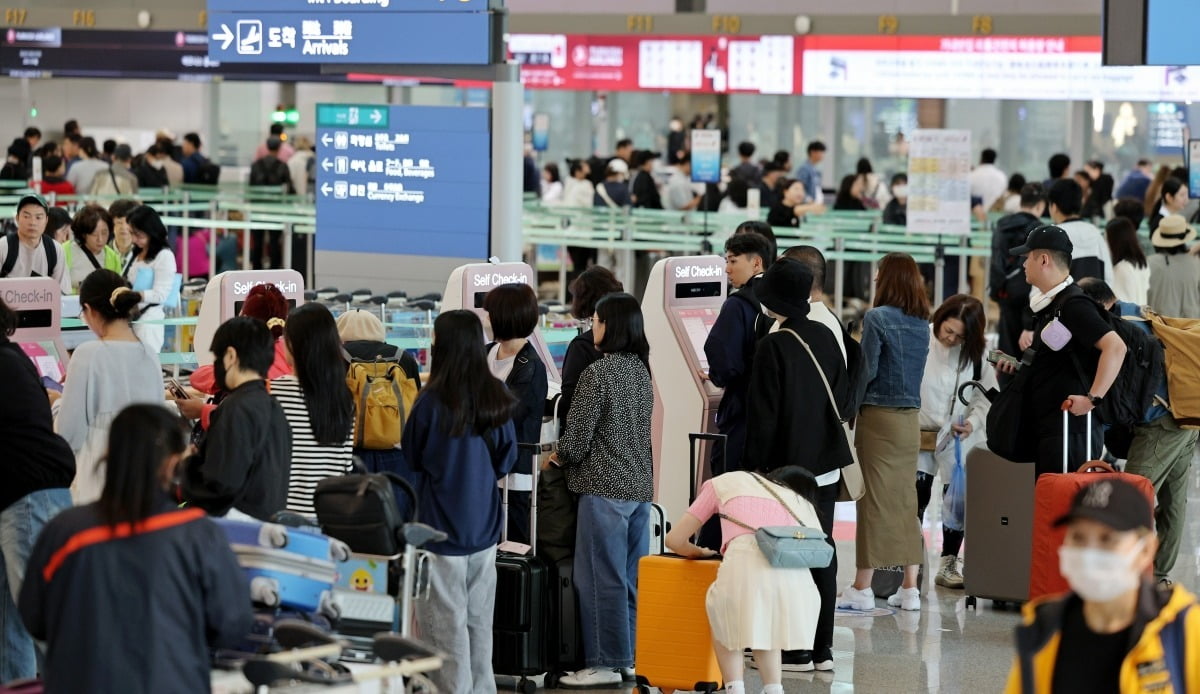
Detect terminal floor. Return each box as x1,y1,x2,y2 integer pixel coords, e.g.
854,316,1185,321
525,455,1200,694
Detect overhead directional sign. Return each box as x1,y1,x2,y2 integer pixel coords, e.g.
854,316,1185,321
206,0,492,64
315,104,491,259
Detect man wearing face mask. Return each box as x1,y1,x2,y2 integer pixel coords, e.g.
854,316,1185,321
178,317,291,521
1005,479,1200,693
998,225,1126,477
135,144,170,189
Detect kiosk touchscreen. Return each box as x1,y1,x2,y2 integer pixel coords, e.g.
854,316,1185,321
643,256,727,517
193,270,305,366
443,261,562,384
2,277,69,384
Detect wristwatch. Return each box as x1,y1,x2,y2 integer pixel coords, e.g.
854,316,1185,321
1087,393,1104,407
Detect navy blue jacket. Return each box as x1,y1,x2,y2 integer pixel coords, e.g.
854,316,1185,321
19,499,250,694
402,393,518,555
704,277,772,467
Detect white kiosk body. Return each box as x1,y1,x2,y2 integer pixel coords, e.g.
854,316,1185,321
643,256,726,518
442,261,562,384
193,270,306,366
1,277,69,381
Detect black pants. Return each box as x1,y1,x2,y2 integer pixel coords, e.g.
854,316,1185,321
251,229,282,270
785,483,838,656
697,419,746,552
915,472,964,558
505,490,531,545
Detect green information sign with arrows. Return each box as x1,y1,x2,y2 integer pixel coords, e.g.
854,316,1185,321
316,104,390,129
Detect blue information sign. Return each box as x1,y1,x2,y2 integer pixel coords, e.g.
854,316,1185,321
1146,0,1200,66
315,104,491,259
207,11,490,64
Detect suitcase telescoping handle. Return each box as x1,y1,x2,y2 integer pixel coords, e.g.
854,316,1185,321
1060,401,1094,474
501,442,546,555
687,433,728,505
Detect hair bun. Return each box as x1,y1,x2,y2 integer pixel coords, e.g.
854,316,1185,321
110,286,143,319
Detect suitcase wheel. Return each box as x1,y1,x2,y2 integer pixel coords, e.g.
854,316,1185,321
965,595,977,610
516,677,536,694
249,577,280,607
545,672,560,689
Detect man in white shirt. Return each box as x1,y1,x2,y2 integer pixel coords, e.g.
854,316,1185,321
968,149,1008,211
774,245,847,363
664,152,702,211
0,196,65,283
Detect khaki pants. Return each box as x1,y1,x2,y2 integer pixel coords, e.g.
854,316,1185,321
1125,415,1198,580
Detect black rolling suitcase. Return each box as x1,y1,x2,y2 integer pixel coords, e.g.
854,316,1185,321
493,443,551,694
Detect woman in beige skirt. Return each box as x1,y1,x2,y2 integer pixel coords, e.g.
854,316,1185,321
836,253,931,612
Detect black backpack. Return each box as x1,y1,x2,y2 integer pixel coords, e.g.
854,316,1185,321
197,159,221,185
314,469,416,556
1,232,57,278
1061,295,1164,428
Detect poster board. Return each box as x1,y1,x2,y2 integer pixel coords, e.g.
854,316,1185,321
907,129,972,236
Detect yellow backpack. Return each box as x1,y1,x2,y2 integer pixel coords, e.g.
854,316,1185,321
346,359,419,450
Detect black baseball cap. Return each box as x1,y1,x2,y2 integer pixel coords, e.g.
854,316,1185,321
1011,224,1073,256
1053,478,1154,533
16,194,47,215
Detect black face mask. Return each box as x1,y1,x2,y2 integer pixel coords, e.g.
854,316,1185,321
213,352,229,393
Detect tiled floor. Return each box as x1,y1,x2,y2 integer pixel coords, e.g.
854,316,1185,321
534,454,1200,693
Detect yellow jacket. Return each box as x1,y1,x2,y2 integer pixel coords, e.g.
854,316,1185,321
1005,582,1200,693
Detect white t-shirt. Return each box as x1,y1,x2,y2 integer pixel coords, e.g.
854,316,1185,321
0,235,66,283
487,343,516,382
969,164,1008,211
665,171,697,211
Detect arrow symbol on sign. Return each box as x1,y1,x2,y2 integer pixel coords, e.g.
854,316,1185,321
321,158,332,172
321,133,332,147
211,24,234,51
370,109,383,124
321,183,332,197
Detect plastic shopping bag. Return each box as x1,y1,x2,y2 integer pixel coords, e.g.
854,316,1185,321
941,418,966,532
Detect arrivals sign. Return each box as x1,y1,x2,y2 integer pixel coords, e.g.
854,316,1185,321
906,130,972,237
205,0,492,65
314,104,491,259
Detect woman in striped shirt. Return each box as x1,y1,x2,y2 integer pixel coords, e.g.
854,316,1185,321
274,303,355,516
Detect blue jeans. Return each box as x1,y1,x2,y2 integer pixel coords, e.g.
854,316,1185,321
0,488,72,682
574,495,649,669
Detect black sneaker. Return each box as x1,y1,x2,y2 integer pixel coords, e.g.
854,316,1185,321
781,650,814,673
813,648,834,672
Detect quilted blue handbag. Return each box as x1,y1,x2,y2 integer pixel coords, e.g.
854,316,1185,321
719,473,833,569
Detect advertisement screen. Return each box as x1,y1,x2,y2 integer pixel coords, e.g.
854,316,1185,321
315,104,491,259
1189,140,1200,199
1146,0,1200,66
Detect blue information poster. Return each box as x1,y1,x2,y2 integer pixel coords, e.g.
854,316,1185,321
315,104,491,259
206,0,491,65
690,129,722,185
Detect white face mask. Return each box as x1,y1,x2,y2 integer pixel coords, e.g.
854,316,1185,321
1058,539,1144,603
892,185,909,198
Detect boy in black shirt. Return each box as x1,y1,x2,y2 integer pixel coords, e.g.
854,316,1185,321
1001,225,1125,477
177,317,291,520
1007,479,1200,692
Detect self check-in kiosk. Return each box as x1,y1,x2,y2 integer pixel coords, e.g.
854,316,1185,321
443,261,562,384
643,256,727,518
193,270,305,366
2,277,69,383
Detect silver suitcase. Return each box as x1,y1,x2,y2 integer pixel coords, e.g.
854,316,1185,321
963,444,1034,610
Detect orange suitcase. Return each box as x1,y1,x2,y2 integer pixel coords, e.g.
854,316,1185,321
633,553,723,693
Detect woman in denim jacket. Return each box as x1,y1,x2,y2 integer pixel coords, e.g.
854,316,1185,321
837,253,931,612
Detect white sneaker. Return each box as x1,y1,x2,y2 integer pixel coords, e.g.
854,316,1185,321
836,585,876,611
935,555,964,589
558,667,622,688
887,586,922,611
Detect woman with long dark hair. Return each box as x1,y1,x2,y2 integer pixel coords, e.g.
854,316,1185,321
20,405,250,693
56,269,164,503
404,310,517,694
1149,177,1190,234
559,266,624,431
833,174,867,211
915,295,994,590
665,466,824,694
1106,217,1150,305
838,253,930,613
123,205,177,355
273,303,355,516
549,293,654,688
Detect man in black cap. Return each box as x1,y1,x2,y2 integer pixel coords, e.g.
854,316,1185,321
630,150,662,210
0,195,63,283
744,257,864,673
999,225,1126,477
1007,478,1200,693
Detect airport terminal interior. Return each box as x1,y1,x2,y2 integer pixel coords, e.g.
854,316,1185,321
2,0,1200,692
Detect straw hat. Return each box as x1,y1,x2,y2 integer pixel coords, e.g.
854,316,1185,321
1151,215,1196,249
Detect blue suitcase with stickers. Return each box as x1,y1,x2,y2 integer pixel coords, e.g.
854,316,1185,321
214,516,349,619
